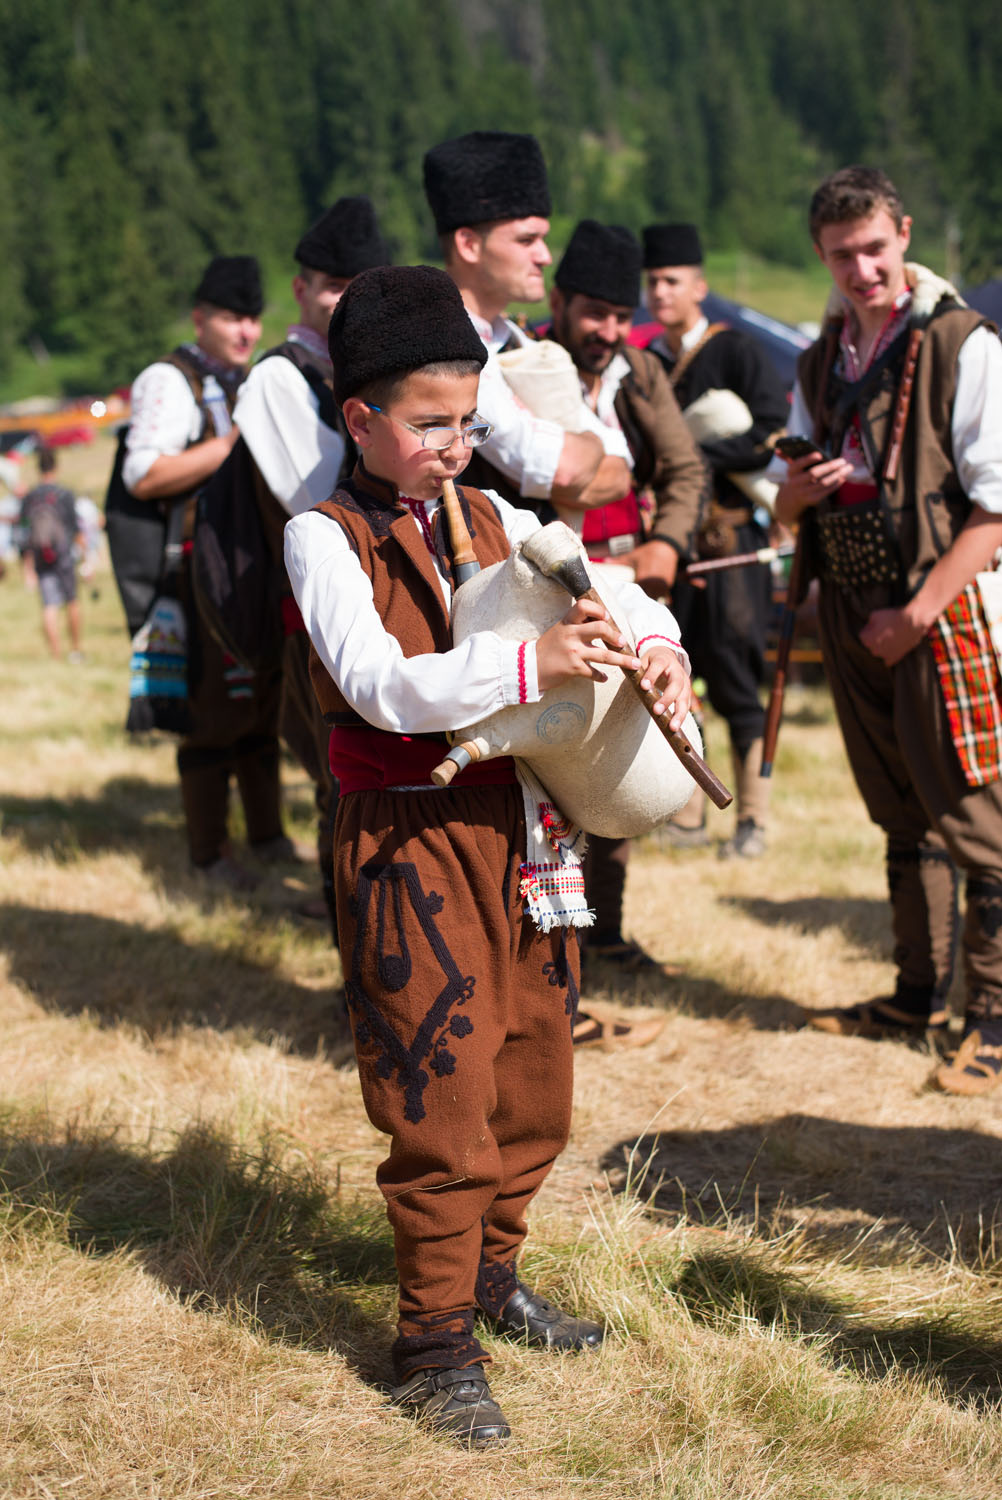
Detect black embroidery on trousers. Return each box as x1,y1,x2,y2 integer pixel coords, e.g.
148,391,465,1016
543,928,580,1024
968,876,1002,940
346,859,476,1124
475,1253,519,1317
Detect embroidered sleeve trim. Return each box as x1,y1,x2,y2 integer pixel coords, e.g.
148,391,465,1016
517,641,528,703
636,633,683,653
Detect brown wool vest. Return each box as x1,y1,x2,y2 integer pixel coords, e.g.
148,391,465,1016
798,301,988,595
307,472,513,726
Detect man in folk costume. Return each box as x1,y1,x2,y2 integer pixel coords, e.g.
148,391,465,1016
423,131,684,1031
234,197,390,938
546,218,706,981
423,130,637,528
284,264,693,1443
643,223,789,857
126,256,295,889
773,165,1002,1095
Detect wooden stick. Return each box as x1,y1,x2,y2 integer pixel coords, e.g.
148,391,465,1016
440,477,480,586
429,479,482,784
883,327,923,485
760,522,808,778
686,544,793,579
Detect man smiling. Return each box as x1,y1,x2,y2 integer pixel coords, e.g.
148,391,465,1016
423,131,634,516
774,165,1002,1095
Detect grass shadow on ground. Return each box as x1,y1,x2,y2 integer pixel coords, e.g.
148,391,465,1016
1,902,347,1057
723,894,890,959
672,1246,1002,1412
1,775,323,916
0,1119,398,1385
581,958,804,1032
601,1114,1002,1268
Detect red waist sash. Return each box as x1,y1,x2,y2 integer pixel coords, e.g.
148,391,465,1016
581,490,642,544
330,725,517,792
281,595,307,635
835,480,879,509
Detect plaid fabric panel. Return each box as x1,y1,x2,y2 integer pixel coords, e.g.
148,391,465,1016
928,582,1002,787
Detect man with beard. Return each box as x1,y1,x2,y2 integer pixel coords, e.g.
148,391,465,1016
548,218,706,983
125,255,294,889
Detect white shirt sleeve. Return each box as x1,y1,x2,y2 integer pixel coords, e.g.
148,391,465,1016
764,381,818,481
954,325,1002,515
284,489,688,735
475,351,566,500
234,357,346,516
123,363,203,492
476,349,631,502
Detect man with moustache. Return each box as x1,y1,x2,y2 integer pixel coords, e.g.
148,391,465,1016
547,218,706,980
233,198,390,937
643,223,789,857
125,255,294,889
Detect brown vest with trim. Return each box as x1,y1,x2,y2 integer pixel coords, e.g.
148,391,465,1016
307,470,513,726
798,301,988,594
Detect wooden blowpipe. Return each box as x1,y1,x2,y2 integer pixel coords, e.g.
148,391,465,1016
440,476,480,587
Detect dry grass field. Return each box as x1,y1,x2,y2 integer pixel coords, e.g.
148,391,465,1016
2,441,1001,1498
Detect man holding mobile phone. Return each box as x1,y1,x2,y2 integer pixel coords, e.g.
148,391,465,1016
774,165,1002,1096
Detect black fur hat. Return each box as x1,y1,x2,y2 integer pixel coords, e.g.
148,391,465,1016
194,256,263,315
642,223,703,269
328,265,487,406
423,131,551,234
294,196,389,277
554,220,642,307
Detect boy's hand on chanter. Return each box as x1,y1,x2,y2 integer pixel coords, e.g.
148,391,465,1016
637,645,691,732
535,597,641,691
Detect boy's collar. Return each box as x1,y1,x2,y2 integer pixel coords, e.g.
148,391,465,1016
353,459,406,510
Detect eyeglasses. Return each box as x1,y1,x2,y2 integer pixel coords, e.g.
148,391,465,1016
366,404,494,451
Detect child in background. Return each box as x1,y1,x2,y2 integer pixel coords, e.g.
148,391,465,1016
19,447,84,660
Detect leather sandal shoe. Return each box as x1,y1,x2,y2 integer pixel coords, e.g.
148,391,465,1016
934,1029,1002,1095
803,997,947,1040
485,1282,604,1350
390,1366,510,1449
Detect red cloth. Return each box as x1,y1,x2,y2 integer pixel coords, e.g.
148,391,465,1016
581,490,641,544
281,594,306,634
928,582,1002,788
331,725,517,792
835,480,879,509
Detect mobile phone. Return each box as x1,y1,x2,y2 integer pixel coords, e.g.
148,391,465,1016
774,434,829,463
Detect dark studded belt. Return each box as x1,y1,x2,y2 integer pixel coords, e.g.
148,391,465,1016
815,501,900,591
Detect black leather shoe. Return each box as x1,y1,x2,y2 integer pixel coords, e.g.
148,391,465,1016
390,1366,510,1448
485,1283,604,1350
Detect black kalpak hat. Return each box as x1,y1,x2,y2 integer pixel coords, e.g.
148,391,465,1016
328,265,487,406
294,195,390,278
555,220,642,308
193,255,263,315
423,131,551,234
642,223,703,269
